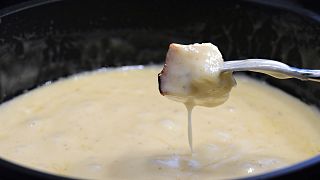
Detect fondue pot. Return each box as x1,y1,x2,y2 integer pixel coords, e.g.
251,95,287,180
0,0,320,179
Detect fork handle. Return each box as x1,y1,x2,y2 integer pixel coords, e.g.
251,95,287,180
223,59,320,82
292,68,320,82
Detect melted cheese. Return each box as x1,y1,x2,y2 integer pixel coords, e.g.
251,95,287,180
0,66,319,179
158,43,236,152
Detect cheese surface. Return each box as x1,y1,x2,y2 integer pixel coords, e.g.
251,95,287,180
0,66,319,179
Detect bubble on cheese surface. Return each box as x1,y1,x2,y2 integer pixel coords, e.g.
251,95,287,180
158,43,236,107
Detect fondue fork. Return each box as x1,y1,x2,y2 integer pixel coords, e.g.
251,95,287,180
222,59,320,82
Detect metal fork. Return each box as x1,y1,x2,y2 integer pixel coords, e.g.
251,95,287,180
222,59,320,82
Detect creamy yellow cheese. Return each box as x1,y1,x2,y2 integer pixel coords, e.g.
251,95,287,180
0,66,319,179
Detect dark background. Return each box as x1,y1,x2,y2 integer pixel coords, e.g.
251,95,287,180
0,0,29,8
0,0,320,13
